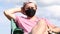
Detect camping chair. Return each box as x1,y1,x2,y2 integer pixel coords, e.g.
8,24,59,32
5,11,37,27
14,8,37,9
11,19,24,34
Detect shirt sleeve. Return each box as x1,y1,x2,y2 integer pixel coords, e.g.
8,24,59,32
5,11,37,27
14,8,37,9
14,15,22,26
14,15,24,29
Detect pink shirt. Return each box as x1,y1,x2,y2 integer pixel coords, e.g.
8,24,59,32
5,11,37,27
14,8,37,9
15,16,54,34
15,16,39,34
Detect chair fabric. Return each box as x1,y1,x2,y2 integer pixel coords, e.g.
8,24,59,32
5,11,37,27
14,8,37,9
11,19,24,34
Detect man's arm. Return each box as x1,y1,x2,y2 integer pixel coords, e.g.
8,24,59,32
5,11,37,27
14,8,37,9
47,21,60,32
4,7,22,20
48,25,60,32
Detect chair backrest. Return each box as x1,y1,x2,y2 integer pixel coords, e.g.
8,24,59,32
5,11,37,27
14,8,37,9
11,19,24,34
11,19,17,32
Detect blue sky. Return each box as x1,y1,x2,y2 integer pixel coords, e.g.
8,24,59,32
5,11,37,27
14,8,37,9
0,0,60,34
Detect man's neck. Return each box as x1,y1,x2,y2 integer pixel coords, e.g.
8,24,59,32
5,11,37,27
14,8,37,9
27,16,36,21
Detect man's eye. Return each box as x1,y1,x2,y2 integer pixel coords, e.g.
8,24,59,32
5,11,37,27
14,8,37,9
31,7,35,9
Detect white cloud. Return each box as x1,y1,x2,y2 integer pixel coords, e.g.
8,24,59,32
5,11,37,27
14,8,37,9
39,0,55,4
0,0,37,5
43,5,60,17
39,0,60,4
36,5,60,20
0,0,60,6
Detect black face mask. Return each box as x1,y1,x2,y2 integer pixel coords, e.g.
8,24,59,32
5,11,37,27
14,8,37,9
25,8,36,17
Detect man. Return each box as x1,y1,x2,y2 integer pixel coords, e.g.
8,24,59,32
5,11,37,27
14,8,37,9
4,2,60,34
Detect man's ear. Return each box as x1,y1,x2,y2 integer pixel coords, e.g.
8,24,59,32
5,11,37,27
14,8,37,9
21,7,23,9
36,8,37,10
36,7,37,10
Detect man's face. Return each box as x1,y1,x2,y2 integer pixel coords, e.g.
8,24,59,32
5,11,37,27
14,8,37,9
23,3,37,17
24,3,37,11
